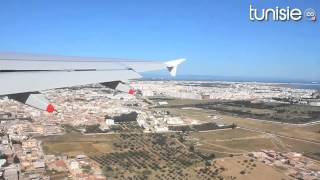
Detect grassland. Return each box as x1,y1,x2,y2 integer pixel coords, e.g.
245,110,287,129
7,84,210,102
40,132,118,156
157,99,320,124
158,99,320,161
187,129,281,158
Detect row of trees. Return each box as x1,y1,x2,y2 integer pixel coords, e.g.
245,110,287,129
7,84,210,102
91,131,219,179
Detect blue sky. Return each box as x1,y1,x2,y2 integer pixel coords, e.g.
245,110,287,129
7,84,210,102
0,0,319,81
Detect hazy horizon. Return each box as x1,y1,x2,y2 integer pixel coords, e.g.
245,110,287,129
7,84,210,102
142,72,320,83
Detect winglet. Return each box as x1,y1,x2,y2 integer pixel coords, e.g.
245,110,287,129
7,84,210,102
164,58,186,77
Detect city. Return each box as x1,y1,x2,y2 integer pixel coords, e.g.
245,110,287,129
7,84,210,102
0,80,319,179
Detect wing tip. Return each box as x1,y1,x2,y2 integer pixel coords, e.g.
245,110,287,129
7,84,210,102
165,58,186,77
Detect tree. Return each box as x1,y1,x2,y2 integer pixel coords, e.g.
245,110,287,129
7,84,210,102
142,170,152,176
102,166,113,177
231,123,237,129
178,134,185,142
205,161,211,166
82,165,92,174
13,156,20,163
207,153,215,160
0,153,6,159
189,145,195,152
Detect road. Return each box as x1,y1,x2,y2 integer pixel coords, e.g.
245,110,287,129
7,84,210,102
245,117,320,127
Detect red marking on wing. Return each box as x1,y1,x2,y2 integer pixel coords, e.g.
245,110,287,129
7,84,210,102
128,89,135,95
46,104,55,113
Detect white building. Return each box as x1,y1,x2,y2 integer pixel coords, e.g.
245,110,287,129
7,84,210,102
105,119,115,126
158,101,168,105
309,101,320,106
0,159,6,167
69,161,80,170
166,117,184,125
155,126,169,133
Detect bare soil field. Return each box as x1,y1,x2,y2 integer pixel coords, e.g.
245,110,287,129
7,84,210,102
214,156,291,180
189,129,282,157
165,102,320,161
41,132,118,156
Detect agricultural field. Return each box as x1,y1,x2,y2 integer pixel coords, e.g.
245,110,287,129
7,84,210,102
158,99,320,124
41,132,117,156
41,123,291,179
40,123,142,156
39,98,320,179
164,104,320,142
188,129,280,157
41,125,223,179
187,127,320,161
160,100,320,161
214,156,289,180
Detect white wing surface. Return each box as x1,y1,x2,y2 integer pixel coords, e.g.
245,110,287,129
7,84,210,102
0,52,185,112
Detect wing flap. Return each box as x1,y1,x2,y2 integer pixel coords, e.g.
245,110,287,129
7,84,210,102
0,70,142,95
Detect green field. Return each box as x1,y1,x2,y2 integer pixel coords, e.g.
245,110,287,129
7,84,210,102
158,99,320,124
158,99,320,161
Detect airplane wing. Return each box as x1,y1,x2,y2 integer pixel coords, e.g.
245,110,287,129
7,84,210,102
0,52,185,112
